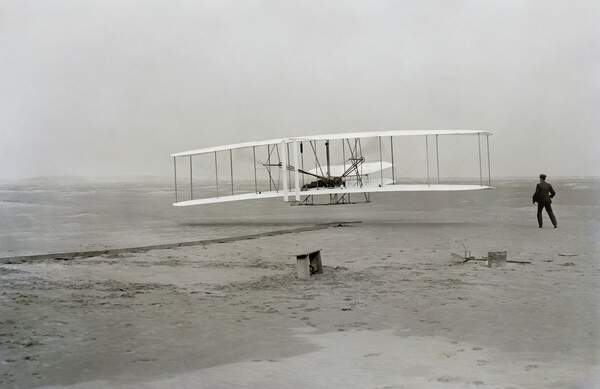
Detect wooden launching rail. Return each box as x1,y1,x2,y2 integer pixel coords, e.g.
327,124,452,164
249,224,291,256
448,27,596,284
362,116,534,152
0,222,360,264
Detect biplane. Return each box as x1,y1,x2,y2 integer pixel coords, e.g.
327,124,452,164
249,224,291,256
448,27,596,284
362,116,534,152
171,130,493,206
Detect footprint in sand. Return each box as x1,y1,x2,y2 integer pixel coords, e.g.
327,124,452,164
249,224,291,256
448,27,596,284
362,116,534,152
134,358,158,363
435,375,461,383
363,353,381,358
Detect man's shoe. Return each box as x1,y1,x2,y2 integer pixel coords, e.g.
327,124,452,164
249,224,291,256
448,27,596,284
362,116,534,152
554,225,558,228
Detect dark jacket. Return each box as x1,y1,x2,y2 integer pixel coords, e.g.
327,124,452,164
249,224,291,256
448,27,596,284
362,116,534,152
533,181,556,204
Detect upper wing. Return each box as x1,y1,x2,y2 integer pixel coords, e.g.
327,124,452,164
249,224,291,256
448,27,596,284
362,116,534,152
171,130,492,158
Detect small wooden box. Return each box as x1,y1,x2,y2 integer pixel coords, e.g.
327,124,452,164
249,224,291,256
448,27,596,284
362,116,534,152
293,250,323,280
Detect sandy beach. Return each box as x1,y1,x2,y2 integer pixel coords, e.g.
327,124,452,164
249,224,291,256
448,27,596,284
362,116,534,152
1,179,599,388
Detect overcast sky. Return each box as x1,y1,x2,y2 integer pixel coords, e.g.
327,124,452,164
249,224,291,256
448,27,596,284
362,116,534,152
1,0,598,180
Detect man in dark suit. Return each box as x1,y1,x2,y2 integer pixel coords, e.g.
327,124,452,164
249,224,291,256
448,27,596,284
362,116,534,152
532,174,558,228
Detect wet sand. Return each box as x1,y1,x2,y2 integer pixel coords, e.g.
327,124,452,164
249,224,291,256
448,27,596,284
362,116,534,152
1,198,599,388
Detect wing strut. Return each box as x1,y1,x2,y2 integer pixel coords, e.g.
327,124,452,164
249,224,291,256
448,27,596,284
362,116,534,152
189,156,193,199
253,146,258,194
342,139,346,173
173,157,178,202
281,140,288,201
214,152,219,197
300,142,305,188
286,143,292,188
390,136,395,184
486,134,492,186
435,134,440,184
325,140,331,178
425,136,430,186
478,133,483,186
229,149,234,195
378,136,383,186
267,145,272,191
293,140,300,201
